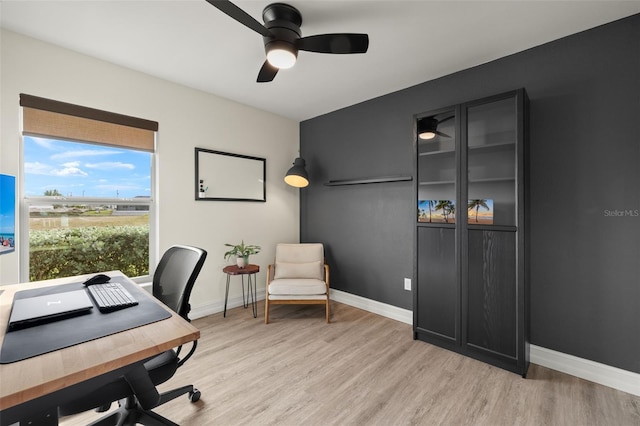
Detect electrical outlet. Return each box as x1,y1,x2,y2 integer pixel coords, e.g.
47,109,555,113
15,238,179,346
404,278,411,291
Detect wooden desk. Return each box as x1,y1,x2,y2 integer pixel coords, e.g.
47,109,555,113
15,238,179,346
0,271,200,425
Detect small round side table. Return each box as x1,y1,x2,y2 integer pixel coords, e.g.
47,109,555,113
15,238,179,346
223,264,260,318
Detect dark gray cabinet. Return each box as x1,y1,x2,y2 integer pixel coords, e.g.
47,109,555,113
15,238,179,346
414,89,529,376
417,227,457,341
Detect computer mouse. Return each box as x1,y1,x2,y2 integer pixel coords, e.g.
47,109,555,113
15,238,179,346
83,274,111,286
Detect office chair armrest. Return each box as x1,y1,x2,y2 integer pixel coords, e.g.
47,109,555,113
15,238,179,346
177,340,198,369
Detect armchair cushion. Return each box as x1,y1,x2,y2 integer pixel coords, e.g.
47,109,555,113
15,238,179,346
275,243,323,263
274,260,323,280
268,278,327,296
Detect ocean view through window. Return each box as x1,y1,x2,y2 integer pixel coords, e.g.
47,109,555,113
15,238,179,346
23,136,154,281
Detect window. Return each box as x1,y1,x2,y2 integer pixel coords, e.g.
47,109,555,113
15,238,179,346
20,94,157,282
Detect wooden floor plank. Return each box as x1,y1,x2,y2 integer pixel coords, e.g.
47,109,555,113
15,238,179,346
61,301,640,425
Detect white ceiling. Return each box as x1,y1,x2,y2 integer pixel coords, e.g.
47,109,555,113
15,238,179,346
2,1,639,121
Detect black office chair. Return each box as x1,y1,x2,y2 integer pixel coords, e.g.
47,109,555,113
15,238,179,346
58,245,207,426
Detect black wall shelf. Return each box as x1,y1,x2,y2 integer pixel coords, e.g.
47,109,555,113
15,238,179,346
325,175,413,186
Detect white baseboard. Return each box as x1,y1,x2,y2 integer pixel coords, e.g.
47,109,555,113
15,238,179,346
328,289,640,397
190,292,265,320
187,287,639,397
330,289,413,325
530,344,640,396
188,288,411,323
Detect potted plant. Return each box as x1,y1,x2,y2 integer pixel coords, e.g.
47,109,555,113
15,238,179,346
224,240,261,268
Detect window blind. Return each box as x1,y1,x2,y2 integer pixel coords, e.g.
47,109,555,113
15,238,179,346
20,94,157,152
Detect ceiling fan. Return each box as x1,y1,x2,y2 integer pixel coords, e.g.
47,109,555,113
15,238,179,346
206,0,369,82
418,116,454,140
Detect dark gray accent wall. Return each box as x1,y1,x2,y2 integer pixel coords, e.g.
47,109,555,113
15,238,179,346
300,14,639,374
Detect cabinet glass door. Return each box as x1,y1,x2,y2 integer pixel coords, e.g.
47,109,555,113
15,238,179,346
417,109,457,224
466,96,517,226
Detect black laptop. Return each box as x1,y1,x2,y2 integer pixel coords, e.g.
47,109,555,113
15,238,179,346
7,289,94,331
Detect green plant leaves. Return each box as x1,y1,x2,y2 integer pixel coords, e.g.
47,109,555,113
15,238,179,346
29,226,149,281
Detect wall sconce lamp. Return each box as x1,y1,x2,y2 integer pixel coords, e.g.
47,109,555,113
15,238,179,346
284,157,309,188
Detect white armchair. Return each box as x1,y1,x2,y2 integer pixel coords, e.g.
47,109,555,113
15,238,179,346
264,243,330,324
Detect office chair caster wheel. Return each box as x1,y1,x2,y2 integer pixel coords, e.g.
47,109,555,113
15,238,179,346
189,389,201,402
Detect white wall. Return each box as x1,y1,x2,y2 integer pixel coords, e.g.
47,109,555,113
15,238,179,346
0,30,300,311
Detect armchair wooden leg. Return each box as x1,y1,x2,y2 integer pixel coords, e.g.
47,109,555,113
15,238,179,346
326,300,330,323
264,296,270,324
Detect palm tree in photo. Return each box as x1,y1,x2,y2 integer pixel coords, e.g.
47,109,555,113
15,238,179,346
435,200,455,223
445,201,455,223
468,199,489,222
427,200,435,223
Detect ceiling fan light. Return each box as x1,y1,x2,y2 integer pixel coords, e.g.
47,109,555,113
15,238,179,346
419,131,436,140
417,117,438,140
267,49,296,69
266,41,297,69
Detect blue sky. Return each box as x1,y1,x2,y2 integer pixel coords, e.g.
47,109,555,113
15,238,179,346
24,136,151,199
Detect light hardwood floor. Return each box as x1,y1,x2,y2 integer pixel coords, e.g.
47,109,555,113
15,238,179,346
62,301,640,425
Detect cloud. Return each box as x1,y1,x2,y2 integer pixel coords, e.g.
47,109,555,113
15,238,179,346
84,162,135,170
51,166,88,177
24,161,88,177
24,162,52,175
51,149,121,161
30,137,56,150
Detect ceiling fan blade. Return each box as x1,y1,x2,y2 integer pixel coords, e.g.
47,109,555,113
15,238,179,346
257,60,278,83
297,33,369,54
435,130,451,138
206,0,272,38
